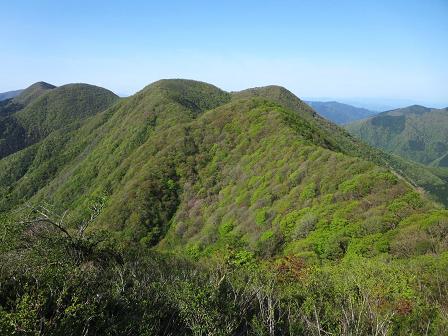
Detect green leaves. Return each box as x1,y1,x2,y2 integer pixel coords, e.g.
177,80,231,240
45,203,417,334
0,80,447,334
1,213,448,335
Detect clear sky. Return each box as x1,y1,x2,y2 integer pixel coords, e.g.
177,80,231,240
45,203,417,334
1,0,447,106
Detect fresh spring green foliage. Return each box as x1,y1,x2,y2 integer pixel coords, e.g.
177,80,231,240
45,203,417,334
0,212,447,335
346,105,448,205
0,79,447,334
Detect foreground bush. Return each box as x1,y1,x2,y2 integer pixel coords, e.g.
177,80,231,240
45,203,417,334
0,213,447,335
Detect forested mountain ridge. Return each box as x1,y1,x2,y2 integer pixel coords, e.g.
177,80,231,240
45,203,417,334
305,100,377,124
346,105,448,167
1,79,447,335
0,82,118,159
0,82,55,118
0,79,444,228
13,81,56,106
345,105,448,205
233,86,448,206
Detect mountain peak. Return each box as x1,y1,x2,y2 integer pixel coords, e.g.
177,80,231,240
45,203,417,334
13,81,56,106
145,78,227,96
346,102,448,188
233,84,298,100
134,78,231,116
29,81,56,90
388,104,430,114
406,104,431,111
15,82,118,136
232,85,317,120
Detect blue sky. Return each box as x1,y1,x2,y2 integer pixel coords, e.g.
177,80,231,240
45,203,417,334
1,0,447,107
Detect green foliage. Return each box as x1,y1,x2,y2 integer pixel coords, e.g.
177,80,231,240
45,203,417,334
231,249,255,266
346,106,448,205
300,182,316,200
0,79,447,334
1,221,447,335
218,218,234,236
0,82,118,160
346,105,448,167
255,207,268,226
0,79,443,259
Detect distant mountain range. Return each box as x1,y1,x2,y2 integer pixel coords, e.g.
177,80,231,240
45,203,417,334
304,97,448,112
0,89,23,101
305,100,377,124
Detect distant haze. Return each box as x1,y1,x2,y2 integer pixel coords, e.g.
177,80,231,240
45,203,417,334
303,97,448,112
1,1,447,106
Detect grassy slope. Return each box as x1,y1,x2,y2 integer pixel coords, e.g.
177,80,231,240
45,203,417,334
0,80,445,264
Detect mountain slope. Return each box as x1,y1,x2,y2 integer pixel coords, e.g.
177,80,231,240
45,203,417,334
346,105,448,167
306,100,377,124
0,83,118,159
1,79,447,335
13,81,56,106
231,86,448,206
0,82,55,118
0,79,444,259
14,83,119,141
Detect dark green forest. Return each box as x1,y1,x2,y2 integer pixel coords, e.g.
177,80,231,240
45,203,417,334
0,80,447,335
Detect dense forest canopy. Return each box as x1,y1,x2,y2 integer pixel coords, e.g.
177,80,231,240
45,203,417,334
0,79,447,335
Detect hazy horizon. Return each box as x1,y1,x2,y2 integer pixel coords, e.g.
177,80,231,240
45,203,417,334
2,79,445,112
1,0,447,106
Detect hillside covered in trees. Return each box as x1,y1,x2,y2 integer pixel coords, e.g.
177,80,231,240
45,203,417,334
0,79,447,335
346,105,448,167
0,82,118,159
